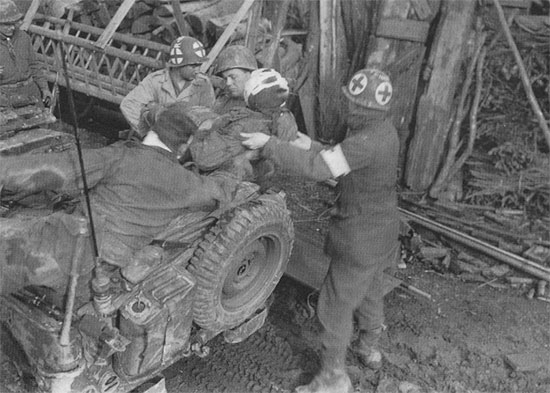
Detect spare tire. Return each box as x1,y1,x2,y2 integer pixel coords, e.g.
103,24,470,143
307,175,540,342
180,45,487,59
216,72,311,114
188,192,294,332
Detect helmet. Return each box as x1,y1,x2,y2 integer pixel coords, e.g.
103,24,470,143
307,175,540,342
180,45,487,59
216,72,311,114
167,36,207,68
215,45,258,75
0,0,23,23
342,68,393,111
244,68,289,111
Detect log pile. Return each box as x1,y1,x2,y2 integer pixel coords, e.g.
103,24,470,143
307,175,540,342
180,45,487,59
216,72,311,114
399,197,550,300
62,0,254,46
36,0,305,81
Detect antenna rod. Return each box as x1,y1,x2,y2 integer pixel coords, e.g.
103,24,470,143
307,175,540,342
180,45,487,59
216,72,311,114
59,43,99,258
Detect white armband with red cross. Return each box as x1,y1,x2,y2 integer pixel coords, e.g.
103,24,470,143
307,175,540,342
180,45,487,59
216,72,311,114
320,144,351,178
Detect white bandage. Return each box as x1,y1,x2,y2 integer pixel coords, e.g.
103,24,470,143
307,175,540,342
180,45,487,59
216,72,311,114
320,144,351,178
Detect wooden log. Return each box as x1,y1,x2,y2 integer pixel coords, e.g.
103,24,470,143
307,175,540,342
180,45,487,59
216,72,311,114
244,0,263,51
184,0,245,40
366,0,440,176
95,0,137,49
30,24,165,69
153,0,219,17
317,0,348,141
171,0,192,36
429,27,486,199
340,0,373,73
264,0,291,70
405,0,477,191
199,0,256,73
297,0,319,139
32,14,171,53
206,13,249,42
20,0,41,31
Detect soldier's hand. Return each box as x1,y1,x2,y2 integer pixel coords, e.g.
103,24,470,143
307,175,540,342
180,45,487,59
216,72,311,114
240,132,270,150
289,131,312,151
42,90,53,107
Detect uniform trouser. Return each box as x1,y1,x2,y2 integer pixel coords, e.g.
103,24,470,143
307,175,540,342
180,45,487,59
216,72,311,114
317,216,399,366
0,81,43,107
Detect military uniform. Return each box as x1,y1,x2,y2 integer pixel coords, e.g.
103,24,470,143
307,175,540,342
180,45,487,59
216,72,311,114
190,107,298,173
262,109,400,364
0,29,49,104
213,93,247,115
120,69,215,132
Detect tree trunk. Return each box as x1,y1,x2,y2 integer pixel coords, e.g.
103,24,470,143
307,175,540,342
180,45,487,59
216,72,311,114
297,0,319,139
365,0,440,175
404,0,477,191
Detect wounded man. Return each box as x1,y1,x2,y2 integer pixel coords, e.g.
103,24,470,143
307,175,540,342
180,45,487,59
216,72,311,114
0,105,239,295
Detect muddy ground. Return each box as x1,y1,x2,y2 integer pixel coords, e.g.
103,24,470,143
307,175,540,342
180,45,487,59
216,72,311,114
159,172,550,393
1,115,549,393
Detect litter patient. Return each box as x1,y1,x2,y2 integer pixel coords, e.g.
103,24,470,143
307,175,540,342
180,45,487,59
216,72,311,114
0,105,239,295
185,68,299,180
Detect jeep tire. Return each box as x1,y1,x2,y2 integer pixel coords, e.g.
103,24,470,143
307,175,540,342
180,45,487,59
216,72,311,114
188,193,294,332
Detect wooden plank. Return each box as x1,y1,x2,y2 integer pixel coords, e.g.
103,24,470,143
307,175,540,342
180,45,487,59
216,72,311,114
20,0,41,32
297,0,319,139
376,18,431,42
486,0,531,7
171,0,191,36
264,0,291,70
199,0,256,73
30,25,164,69
318,0,331,82
405,0,477,191
33,14,170,52
364,0,441,173
244,0,263,51
95,0,137,49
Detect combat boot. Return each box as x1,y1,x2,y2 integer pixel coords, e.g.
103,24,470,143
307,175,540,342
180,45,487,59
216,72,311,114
295,356,352,393
354,326,383,370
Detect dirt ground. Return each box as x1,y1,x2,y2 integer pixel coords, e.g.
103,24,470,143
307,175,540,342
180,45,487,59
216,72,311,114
1,121,549,393
156,173,550,393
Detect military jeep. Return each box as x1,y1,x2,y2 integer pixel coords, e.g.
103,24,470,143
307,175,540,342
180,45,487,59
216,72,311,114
0,100,295,393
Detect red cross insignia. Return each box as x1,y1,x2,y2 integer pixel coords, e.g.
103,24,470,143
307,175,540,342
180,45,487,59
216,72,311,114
193,41,205,58
375,82,392,105
348,72,368,96
170,47,184,64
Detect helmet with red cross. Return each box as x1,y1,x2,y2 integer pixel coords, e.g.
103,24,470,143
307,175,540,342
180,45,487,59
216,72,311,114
342,68,393,111
0,0,23,23
167,36,207,68
244,68,289,111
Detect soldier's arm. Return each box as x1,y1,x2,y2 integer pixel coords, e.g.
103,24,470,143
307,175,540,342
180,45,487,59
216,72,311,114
120,75,158,132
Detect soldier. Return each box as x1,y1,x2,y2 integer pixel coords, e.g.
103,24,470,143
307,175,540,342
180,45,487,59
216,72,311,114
0,0,52,107
120,36,215,137
213,44,258,114
242,68,400,393
188,68,298,180
0,105,238,295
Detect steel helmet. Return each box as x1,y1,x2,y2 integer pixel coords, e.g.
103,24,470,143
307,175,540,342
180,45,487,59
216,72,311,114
0,0,23,23
244,68,289,111
342,68,393,111
215,45,258,75
167,36,207,68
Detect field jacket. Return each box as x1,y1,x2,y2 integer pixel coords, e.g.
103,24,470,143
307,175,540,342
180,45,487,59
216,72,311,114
120,69,215,132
